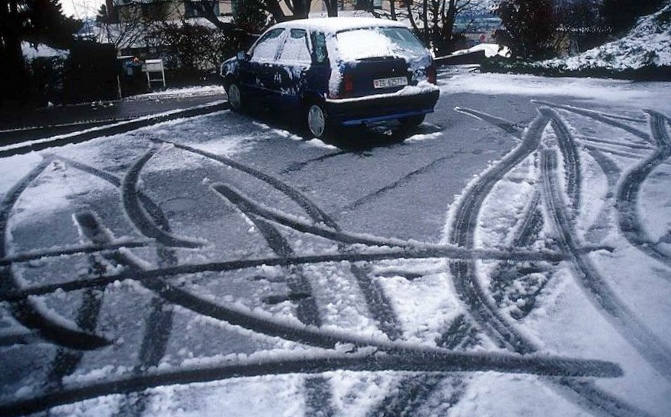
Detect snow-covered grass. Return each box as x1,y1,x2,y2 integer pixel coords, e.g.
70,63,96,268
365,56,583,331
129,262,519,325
541,3,671,72
482,2,671,80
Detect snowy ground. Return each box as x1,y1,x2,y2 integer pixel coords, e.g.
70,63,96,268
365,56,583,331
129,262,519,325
1,71,671,417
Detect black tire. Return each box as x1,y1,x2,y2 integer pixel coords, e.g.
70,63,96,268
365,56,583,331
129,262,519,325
226,82,243,112
399,114,426,128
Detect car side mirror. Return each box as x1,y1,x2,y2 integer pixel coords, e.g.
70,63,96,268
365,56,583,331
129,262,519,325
237,51,247,61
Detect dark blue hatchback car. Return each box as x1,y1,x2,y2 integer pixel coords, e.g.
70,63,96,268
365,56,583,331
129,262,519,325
220,17,440,138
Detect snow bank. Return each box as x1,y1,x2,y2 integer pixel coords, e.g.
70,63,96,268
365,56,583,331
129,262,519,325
21,42,69,61
540,3,671,71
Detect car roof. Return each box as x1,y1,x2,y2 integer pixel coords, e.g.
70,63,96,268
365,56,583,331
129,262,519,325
270,17,409,33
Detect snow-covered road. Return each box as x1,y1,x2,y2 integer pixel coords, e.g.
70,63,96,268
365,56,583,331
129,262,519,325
1,72,671,417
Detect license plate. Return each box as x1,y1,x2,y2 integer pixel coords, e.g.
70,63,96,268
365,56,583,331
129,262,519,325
373,76,407,89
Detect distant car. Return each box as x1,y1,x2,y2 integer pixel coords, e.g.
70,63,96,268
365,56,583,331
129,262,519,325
220,17,440,139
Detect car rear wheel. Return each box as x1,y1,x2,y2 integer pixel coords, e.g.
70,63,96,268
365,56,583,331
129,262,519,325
399,114,425,127
307,103,328,138
227,82,243,112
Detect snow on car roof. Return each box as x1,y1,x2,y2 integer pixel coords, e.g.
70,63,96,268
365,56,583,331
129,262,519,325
271,17,409,33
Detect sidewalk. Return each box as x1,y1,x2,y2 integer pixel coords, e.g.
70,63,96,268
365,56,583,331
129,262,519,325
0,87,226,131
0,86,229,157
0,86,227,144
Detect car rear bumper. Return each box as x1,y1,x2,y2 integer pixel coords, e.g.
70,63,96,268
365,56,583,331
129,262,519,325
325,90,440,126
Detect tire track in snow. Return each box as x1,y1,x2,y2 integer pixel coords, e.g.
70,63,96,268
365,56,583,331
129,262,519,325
281,151,349,174
212,177,333,415
0,349,622,417
349,263,403,341
159,139,338,229
616,110,671,277
74,211,177,417
541,149,671,383
0,240,150,267
164,141,405,342
448,109,549,353
164,140,561,361
212,182,322,326
122,143,204,248
210,183,562,262
0,247,567,302
0,251,621,413
448,107,652,417
0,107,644,416
9,155,184,416
178,139,427,413
366,374,447,417
454,107,525,139
343,155,453,212
584,149,621,245
45,213,111,390
304,375,336,417
544,108,581,212
532,100,651,142
582,144,649,160
175,140,406,340
577,135,653,151
0,156,111,350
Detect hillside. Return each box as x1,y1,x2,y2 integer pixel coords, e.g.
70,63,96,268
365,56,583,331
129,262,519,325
541,2,671,71
481,2,671,80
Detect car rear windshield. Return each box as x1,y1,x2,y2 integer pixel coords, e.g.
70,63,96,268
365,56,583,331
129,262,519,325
334,26,427,61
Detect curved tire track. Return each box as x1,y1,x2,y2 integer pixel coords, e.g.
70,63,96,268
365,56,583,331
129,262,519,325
448,109,549,353
448,107,652,417
542,149,671,383
617,111,671,276
75,211,177,417
0,156,111,350
122,143,204,248
532,100,651,142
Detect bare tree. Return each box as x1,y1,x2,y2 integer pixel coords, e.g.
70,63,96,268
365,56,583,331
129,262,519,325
185,0,338,33
379,0,480,55
95,0,176,51
260,0,340,22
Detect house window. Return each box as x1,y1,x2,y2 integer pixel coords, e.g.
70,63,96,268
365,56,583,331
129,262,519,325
141,2,168,20
185,0,220,18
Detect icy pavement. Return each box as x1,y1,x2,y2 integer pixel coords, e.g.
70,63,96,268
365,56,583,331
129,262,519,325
1,73,671,417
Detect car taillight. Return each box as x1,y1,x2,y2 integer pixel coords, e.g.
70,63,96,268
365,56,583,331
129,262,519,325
342,72,354,98
427,64,437,84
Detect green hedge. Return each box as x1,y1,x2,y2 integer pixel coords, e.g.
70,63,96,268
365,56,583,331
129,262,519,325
480,57,671,81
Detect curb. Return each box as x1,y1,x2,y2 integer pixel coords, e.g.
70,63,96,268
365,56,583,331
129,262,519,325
0,101,230,159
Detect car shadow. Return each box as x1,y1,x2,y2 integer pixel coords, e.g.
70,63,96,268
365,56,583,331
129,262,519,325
241,108,441,152
324,121,443,152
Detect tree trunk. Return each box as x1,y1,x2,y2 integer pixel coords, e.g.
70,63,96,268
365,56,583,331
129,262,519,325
422,0,429,45
326,0,339,17
0,0,29,106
